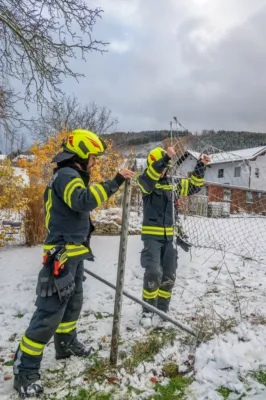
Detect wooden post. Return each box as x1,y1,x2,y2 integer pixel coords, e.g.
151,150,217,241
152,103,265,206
110,178,132,364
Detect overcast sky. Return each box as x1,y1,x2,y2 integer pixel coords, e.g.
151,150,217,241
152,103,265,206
63,0,266,132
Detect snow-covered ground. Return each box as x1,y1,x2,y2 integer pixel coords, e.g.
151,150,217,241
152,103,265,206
0,234,266,399
182,215,266,259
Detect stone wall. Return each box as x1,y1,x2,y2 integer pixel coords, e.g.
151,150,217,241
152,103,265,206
92,208,142,236
93,221,121,235
93,220,141,236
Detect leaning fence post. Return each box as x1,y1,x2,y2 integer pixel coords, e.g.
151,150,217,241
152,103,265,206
110,178,132,364
84,267,197,338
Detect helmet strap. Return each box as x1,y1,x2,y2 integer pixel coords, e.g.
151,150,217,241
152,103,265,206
74,155,89,171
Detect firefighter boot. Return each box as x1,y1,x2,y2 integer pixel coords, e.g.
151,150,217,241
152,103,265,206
55,337,94,360
140,311,154,329
13,373,43,398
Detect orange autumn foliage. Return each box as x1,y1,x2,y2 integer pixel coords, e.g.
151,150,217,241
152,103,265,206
18,131,123,246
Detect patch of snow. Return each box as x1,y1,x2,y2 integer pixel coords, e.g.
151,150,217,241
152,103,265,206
0,232,266,398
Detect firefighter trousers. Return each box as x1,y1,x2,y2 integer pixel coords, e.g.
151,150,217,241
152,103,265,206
140,239,178,313
13,260,84,376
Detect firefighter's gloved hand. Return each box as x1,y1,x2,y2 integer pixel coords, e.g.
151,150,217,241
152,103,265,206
54,267,75,302
176,236,192,252
36,266,57,297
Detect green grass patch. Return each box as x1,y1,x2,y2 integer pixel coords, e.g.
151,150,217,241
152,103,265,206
217,387,246,399
217,387,232,399
123,328,177,372
15,313,24,318
148,376,192,400
3,360,14,366
83,357,114,382
67,388,113,400
95,312,113,320
253,370,266,386
8,333,17,342
250,314,266,326
206,288,219,295
162,362,179,378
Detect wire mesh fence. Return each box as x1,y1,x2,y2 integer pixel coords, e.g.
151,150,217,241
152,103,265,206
171,133,266,260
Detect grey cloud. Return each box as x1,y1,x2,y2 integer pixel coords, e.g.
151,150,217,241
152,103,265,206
62,0,266,132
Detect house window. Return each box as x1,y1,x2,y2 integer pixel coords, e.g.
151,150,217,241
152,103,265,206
223,189,231,201
218,169,224,178
246,191,253,204
255,168,259,178
234,167,241,177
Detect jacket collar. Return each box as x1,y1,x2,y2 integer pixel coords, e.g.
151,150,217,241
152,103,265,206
54,162,90,186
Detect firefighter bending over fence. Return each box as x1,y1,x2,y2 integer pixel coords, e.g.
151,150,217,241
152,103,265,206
137,146,210,327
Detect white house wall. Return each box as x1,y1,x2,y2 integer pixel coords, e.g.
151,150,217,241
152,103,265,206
204,161,250,188
178,156,250,188
249,154,266,191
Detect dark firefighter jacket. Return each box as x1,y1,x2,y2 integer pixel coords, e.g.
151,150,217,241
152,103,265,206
43,163,124,259
137,154,206,241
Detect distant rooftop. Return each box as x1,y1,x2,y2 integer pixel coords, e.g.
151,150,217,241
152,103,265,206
188,146,266,164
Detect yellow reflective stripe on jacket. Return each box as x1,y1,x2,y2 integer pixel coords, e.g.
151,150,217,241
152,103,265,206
155,183,172,190
137,180,151,194
66,246,89,257
147,164,161,181
141,226,164,235
59,251,68,266
45,189,52,232
142,226,165,231
43,244,54,255
143,289,158,299
63,178,86,208
165,229,173,235
180,179,189,196
141,226,173,236
190,175,204,187
43,244,89,257
20,335,45,356
56,320,77,334
141,230,165,235
158,289,172,299
89,183,108,206
165,227,173,236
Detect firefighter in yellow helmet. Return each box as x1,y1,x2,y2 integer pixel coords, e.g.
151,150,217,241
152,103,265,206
13,129,134,397
137,146,210,327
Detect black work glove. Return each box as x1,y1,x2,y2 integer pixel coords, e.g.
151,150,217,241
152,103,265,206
37,246,75,301
54,266,75,302
176,226,192,252
176,236,192,252
36,265,57,297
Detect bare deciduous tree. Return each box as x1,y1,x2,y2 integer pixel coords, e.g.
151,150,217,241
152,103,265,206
0,0,107,141
0,85,30,152
32,96,118,141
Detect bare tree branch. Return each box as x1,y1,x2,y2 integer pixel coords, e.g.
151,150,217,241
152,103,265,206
0,0,107,140
32,95,118,141
0,86,32,152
